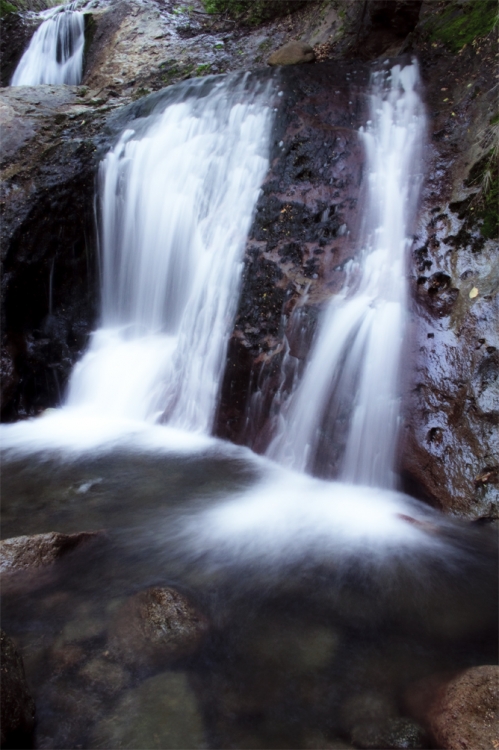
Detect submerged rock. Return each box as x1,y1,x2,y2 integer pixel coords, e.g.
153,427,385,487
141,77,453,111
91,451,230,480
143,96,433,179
0,530,106,574
268,41,316,66
0,629,35,749
91,671,205,750
108,586,209,672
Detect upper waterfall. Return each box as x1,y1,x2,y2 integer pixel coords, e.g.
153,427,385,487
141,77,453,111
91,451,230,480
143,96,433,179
66,73,274,433
11,2,84,86
268,62,426,488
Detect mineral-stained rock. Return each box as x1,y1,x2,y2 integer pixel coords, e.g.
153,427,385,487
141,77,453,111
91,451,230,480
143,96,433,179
107,586,209,672
0,530,106,574
0,629,35,749
268,41,316,66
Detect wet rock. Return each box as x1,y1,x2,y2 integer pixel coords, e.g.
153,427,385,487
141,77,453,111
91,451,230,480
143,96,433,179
216,61,368,452
350,716,429,749
0,12,41,87
108,586,209,672
0,86,103,420
421,666,499,750
91,671,205,750
0,530,106,574
0,629,35,749
268,41,316,66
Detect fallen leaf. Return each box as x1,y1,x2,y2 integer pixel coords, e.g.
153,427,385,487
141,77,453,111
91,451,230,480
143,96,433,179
469,287,479,299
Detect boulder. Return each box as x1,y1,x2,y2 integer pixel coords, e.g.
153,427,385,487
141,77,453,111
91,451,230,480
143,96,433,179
406,666,499,750
107,586,209,672
428,666,499,750
267,41,315,66
0,630,35,749
0,530,106,574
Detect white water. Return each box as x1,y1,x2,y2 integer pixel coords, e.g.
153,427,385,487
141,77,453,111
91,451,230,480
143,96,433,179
11,3,84,86
0,62,476,584
65,74,274,434
268,63,426,488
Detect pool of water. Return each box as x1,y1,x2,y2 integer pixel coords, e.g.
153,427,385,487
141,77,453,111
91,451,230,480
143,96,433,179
1,434,497,749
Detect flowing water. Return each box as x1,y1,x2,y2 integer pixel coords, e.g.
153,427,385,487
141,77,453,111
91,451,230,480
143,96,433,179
268,63,425,486
1,65,497,750
11,2,84,86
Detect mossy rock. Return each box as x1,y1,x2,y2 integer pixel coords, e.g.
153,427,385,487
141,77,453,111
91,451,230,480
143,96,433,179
202,0,308,26
427,0,498,53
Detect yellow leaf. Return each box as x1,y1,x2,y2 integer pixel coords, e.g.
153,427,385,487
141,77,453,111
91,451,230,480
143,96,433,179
469,287,479,299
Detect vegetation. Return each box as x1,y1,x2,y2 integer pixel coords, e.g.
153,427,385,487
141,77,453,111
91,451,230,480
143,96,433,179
201,0,307,25
0,0,16,17
428,0,498,53
2,0,60,11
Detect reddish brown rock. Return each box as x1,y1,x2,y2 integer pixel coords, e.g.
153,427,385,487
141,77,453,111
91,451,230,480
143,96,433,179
406,666,499,750
107,587,209,672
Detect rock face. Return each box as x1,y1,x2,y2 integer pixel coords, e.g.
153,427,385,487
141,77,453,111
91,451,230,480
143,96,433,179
267,41,316,65
0,86,104,420
0,530,106,574
108,587,209,673
413,666,499,750
0,629,35,749
216,60,369,460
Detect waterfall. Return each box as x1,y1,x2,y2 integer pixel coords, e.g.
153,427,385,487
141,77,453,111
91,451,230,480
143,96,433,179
268,62,426,488
66,74,274,433
11,2,84,86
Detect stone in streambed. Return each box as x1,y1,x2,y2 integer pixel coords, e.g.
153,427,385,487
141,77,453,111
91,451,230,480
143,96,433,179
107,587,209,672
0,530,107,574
267,41,315,66
422,666,499,750
91,671,205,750
0,630,35,749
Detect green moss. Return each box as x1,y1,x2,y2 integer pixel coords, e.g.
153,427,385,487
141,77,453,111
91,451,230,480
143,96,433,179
195,63,211,76
201,0,306,26
428,0,498,53
0,0,16,16
490,113,499,126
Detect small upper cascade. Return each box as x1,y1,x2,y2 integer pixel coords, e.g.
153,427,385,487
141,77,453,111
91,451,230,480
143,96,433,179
66,73,274,433
11,2,85,86
268,62,426,488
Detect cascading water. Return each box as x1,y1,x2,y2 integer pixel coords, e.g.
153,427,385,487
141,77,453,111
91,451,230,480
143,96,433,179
268,62,426,488
11,2,84,86
66,74,274,433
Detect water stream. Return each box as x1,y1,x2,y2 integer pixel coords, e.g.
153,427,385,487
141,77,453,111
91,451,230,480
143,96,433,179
11,2,84,86
268,63,425,487
1,64,497,750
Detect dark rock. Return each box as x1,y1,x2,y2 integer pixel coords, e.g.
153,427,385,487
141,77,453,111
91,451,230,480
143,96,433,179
0,530,106,574
216,60,368,454
268,41,316,66
0,12,41,87
0,630,35,749
107,586,209,673
0,86,103,421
